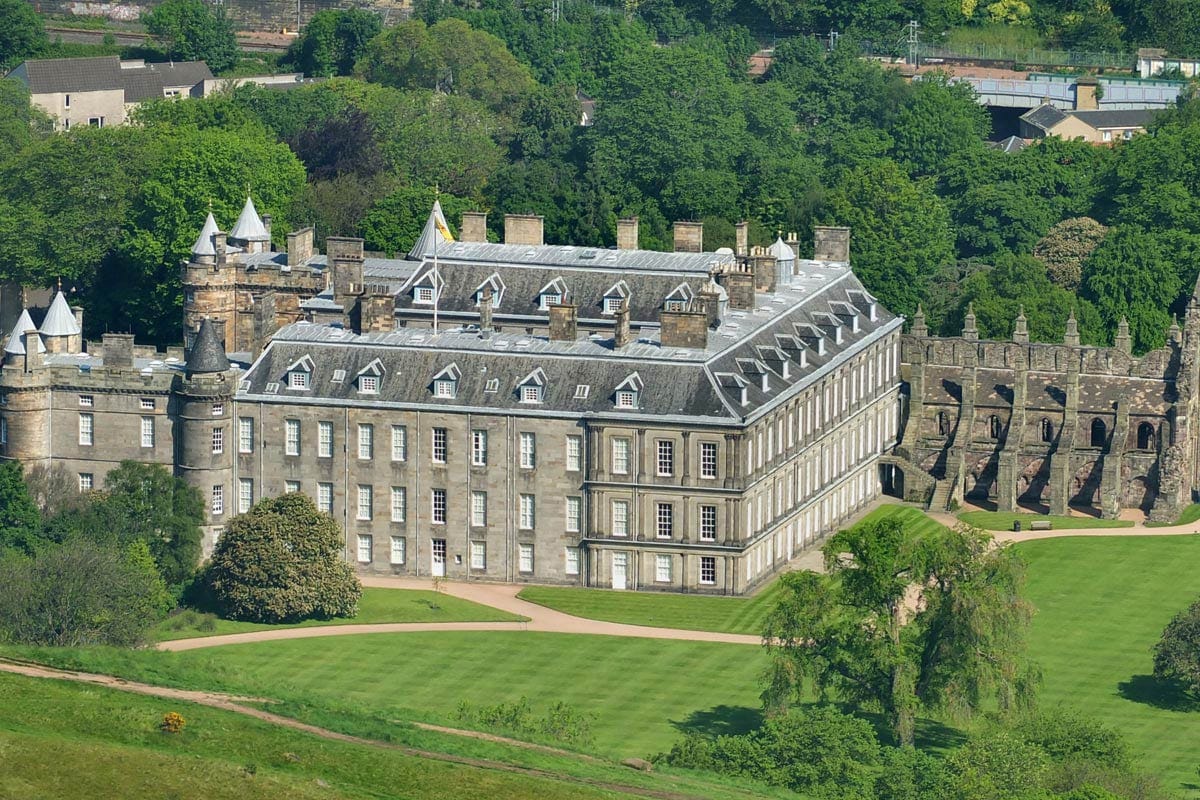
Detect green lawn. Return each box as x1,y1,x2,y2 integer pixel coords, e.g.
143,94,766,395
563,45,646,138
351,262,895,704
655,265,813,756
0,670,794,800
958,510,1133,531
520,504,944,634
1015,535,1200,794
156,588,524,641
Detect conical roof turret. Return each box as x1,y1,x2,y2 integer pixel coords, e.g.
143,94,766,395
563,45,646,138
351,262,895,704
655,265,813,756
767,235,796,263
186,318,230,375
407,200,456,261
191,212,220,256
230,196,270,242
5,309,45,355
39,290,81,337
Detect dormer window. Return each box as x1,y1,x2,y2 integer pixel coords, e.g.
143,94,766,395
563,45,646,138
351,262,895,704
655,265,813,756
284,355,315,390
604,297,623,314
603,280,630,315
431,363,461,399
356,358,385,394
517,367,547,404
415,286,435,304
613,372,643,409
475,289,501,308
664,300,686,312
538,277,568,310
474,273,505,308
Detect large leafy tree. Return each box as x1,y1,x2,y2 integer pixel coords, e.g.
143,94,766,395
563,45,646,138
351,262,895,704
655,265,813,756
762,516,1037,747
361,186,474,255
287,8,382,78
820,160,954,320
0,461,42,556
144,0,239,73
889,74,990,179
0,539,170,647
1153,597,1200,698
0,0,46,70
1081,226,1180,353
1033,217,1109,291
86,461,205,587
205,493,361,623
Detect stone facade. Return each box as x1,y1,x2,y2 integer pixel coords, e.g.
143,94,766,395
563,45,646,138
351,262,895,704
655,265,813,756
894,294,1200,522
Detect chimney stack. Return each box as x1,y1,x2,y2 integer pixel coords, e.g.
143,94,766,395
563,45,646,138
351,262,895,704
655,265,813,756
479,286,494,333
360,287,394,334
721,267,755,311
613,300,632,348
673,221,703,253
735,221,749,256
616,217,639,250
813,226,850,262
101,332,134,369
213,231,227,266
23,330,42,372
287,226,314,267
262,214,273,241
548,302,578,342
660,304,708,349
504,214,544,246
461,211,488,243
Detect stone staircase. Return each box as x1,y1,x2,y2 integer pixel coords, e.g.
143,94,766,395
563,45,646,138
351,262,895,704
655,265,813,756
928,469,959,512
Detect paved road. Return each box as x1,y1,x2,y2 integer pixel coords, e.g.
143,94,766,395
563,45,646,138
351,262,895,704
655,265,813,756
159,579,761,652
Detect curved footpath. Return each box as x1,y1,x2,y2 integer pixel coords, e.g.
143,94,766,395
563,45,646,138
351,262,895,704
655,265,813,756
158,579,761,651
159,514,1200,653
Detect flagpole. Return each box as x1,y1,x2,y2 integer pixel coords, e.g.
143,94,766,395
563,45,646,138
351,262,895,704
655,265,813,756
433,227,439,334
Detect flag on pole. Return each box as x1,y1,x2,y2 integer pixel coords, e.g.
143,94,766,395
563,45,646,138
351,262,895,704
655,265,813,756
433,214,455,243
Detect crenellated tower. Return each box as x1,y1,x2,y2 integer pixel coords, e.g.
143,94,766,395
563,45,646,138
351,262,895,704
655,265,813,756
0,309,51,467
182,211,237,354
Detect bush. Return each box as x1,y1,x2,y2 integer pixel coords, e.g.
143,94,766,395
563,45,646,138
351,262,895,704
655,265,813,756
160,712,186,734
0,540,170,647
205,493,361,623
1153,598,1200,698
455,697,594,747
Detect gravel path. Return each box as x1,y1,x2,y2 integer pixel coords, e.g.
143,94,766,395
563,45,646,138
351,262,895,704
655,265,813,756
159,581,760,652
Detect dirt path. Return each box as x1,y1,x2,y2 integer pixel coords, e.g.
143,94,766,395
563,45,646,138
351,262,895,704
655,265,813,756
0,658,722,800
928,510,1200,543
159,581,760,652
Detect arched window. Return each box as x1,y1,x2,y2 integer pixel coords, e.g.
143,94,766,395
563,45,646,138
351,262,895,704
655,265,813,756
1137,422,1156,450
989,415,1002,440
1091,418,1107,448
1040,418,1054,443
936,411,950,437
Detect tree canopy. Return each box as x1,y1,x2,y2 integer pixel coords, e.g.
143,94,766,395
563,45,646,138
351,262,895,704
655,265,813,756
762,516,1037,747
144,0,239,73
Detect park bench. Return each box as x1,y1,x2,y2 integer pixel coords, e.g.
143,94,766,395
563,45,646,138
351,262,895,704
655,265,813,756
1029,520,1053,531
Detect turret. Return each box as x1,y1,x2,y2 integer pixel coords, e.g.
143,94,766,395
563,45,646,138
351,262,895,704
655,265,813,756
0,308,51,465
1012,306,1028,344
183,210,237,353
176,317,236,555
911,304,928,337
1116,316,1133,354
1064,308,1080,347
40,290,83,354
962,302,978,341
228,196,271,255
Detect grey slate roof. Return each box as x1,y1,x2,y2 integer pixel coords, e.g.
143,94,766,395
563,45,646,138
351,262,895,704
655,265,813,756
239,266,901,423
989,135,1028,154
39,291,80,337
13,56,124,93
1071,108,1159,129
187,318,230,374
408,238,734,274
9,56,212,98
5,309,44,355
230,196,270,241
1020,103,1069,133
191,212,219,256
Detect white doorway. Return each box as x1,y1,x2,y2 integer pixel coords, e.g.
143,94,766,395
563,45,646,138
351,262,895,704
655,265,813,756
612,552,627,590
431,538,446,577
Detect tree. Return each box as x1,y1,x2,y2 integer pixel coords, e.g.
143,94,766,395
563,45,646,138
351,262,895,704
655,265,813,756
889,74,990,178
205,493,361,623
144,0,239,73
1033,217,1109,291
1081,226,1180,352
1153,597,1200,698
953,181,1056,258
287,9,382,78
0,79,51,163
0,539,169,647
289,106,386,181
0,0,47,70
820,160,955,320
89,461,205,587
0,460,42,556
762,516,1037,746
361,186,473,255
23,463,89,519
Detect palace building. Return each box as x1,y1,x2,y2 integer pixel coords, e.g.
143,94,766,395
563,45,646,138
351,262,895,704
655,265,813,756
0,199,903,594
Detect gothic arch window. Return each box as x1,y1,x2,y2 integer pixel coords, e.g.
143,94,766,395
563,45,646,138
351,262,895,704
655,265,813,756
1137,422,1156,450
1040,418,1054,443
1090,418,1107,448
989,414,1002,440
936,411,950,437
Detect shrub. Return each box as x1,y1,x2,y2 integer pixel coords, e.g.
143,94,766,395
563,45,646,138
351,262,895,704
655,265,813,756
160,712,186,734
0,539,170,647
205,493,361,623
